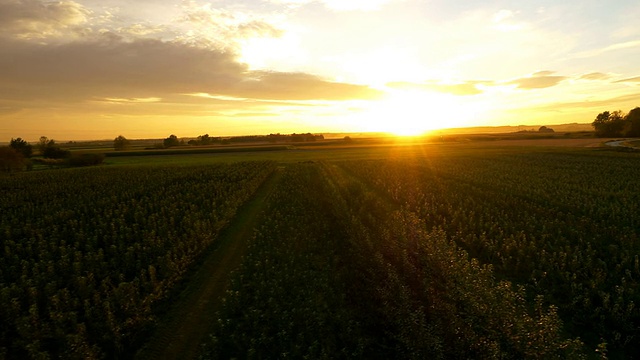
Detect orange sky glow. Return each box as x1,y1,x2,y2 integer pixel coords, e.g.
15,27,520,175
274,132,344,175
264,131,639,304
1,0,639,140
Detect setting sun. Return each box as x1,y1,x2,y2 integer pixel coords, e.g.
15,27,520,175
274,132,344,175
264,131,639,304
351,88,482,135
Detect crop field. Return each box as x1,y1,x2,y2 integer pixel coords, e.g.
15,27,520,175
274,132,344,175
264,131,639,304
1,142,639,359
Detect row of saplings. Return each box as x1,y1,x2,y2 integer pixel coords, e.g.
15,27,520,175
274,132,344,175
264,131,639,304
0,136,104,173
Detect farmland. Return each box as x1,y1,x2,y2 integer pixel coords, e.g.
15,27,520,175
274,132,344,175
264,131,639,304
1,140,639,359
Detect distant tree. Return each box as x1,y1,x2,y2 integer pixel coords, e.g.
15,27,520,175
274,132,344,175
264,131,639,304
197,134,212,145
36,137,70,159
538,126,554,133
35,136,68,158
344,136,352,142
592,110,626,137
0,146,27,173
9,138,33,158
113,135,131,151
624,107,640,137
37,136,51,154
163,134,180,148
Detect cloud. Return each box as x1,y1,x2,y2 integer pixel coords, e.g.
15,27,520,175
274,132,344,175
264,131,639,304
118,23,166,37
98,97,163,104
234,71,383,100
509,72,566,89
574,40,640,59
267,0,393,11
614,76,640,83
0,35,381,105
386,81,485,96
532,70,555,77
180,3,283,45
532,92,640,112
492,9,515,23
579,72,611,81
321,0,394,11
0,0,89,39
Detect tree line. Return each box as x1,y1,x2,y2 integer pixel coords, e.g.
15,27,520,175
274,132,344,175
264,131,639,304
0,136,104,173
592,107,640,137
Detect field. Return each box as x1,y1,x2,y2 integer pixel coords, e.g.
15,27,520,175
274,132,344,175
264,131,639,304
1,138,639,359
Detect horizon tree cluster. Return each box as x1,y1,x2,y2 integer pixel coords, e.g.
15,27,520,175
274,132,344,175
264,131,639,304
592,107,640,137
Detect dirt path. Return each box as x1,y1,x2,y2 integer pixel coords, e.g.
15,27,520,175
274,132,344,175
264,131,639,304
134,168,283,360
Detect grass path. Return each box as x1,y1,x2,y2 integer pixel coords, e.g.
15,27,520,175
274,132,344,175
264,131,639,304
134,168,283,360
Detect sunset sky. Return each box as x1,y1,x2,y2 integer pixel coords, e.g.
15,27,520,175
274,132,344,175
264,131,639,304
1,0,639,140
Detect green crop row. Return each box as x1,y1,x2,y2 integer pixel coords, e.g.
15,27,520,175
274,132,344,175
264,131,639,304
203,161,583,359
0,161,276,359
203,163,368,359
338,151,640,357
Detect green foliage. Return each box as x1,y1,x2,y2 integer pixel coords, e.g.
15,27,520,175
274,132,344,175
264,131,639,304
163,134,180,148
113,135,131,151
197,134,212,145
0,161,276,358
205,164,368,359
624,107,640,137
37,136,70,159
592,107,640,137
9,138,33,158
340,152,640,357
43,146,70,159
204,161,586,359
67,153,105,167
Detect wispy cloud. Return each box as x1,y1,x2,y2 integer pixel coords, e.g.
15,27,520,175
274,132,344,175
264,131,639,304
268,0,394,11
614,76,640,83
98,97,163,104
574,40,640,59
386,81,485,96
531,92,640,112
579,72,611,81
509,72,566,89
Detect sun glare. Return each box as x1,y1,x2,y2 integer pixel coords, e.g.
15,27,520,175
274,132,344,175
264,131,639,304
353,89,475,136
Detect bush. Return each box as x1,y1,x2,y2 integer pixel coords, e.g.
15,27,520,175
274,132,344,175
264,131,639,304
0,147,27,173
43,146,70,159
67,153,105,167
9,138,33,158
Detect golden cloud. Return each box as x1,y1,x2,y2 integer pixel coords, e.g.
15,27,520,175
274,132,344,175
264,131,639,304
0,0,89,39
509,73,566,89
386,81,485,96
0,35,382,106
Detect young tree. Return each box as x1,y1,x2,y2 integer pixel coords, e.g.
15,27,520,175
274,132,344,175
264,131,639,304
113,135,131,151
36,137,69,159
37,136,50,154
9,138,33,158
